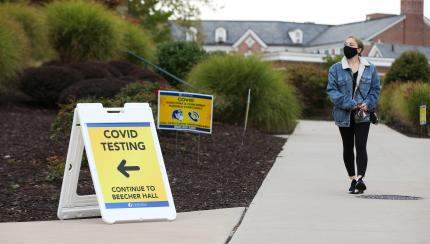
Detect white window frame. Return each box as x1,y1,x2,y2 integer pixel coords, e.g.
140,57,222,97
215,27,227,43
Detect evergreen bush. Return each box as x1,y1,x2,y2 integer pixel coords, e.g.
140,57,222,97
157,41,207,85
66,62,115,79
58,78,129,104
285,64,330,117
187,54,300,133
20,66,83,105
384,51,430,84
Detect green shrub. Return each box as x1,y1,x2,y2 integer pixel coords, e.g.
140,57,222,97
58,78,129,104
128,68,170,85
122,22,156,63
46,155,65,182
45,1,123,63
108,60,139,76
157,41,207,85
66,62,115,79
51,81,169,142
0,18,29,91
20,66,84,105
187,54,300,133
285,64,330,117
0,3,54,63
385,51,430,84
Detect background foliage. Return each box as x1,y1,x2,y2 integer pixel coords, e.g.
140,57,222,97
384,51,430,84
157,41,207,85
187,54,300,133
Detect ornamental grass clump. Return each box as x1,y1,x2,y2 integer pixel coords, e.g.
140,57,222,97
404,82,430,132
122,22,156,63
187,54,300,133
45,1,123,63
0,3,54,63
379,82,430,134
0,18,29,91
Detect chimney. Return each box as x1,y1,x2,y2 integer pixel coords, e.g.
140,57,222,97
401,0,424,17
400,0,425,45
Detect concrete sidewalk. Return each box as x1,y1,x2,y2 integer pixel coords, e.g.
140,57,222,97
0,207,244,244
1,121,429,244
230,120,430,244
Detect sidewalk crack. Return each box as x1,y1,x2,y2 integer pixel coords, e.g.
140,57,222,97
225,207,248,244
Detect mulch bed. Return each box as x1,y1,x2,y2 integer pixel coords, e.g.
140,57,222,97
0,93,286,222
384,120,429,138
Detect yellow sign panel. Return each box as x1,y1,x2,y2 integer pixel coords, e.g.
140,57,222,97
420,105,427,126
158,91,213,133
87,122,168,209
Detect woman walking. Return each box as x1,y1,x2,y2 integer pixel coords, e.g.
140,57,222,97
326,36,381,194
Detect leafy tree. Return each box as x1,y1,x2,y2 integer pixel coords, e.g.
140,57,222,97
126,0,213,43
385,51,430,84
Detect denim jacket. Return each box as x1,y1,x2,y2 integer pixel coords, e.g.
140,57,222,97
326,57,381,127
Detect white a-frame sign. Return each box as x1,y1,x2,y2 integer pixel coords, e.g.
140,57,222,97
57,103,176,224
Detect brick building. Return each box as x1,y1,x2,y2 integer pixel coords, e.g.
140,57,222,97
171,0,430,70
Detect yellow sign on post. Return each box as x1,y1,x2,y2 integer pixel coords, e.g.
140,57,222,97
158,90,213,133
420,105,427,126
87,123,168,209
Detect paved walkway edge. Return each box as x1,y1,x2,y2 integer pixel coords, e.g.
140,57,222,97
0,207,245,244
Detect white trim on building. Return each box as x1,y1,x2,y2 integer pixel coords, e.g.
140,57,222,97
368,45,383,58
261,51,396,67
232,29,268,49
365,16,406,41
425,17,430,27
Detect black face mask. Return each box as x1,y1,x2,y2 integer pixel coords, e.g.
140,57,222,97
343,46,358,59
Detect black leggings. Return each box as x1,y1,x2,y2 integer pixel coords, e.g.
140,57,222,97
338,114,370,177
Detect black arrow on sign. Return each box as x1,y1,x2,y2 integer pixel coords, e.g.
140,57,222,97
117,159,140,178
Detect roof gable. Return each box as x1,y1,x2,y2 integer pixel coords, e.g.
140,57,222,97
233,29,268,48
372,43,430,59
310,15,405,46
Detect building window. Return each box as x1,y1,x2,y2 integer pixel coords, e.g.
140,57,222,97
215,27,227,43
186,27,197,42
288,29,303,44
245,37,255,48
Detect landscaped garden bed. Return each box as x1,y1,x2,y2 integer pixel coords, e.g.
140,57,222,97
0,93,286,222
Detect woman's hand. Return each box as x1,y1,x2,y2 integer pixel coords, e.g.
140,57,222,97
358,103,368,111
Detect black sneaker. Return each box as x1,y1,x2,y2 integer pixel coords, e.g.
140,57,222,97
355,177,367,194
348,179,357,193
